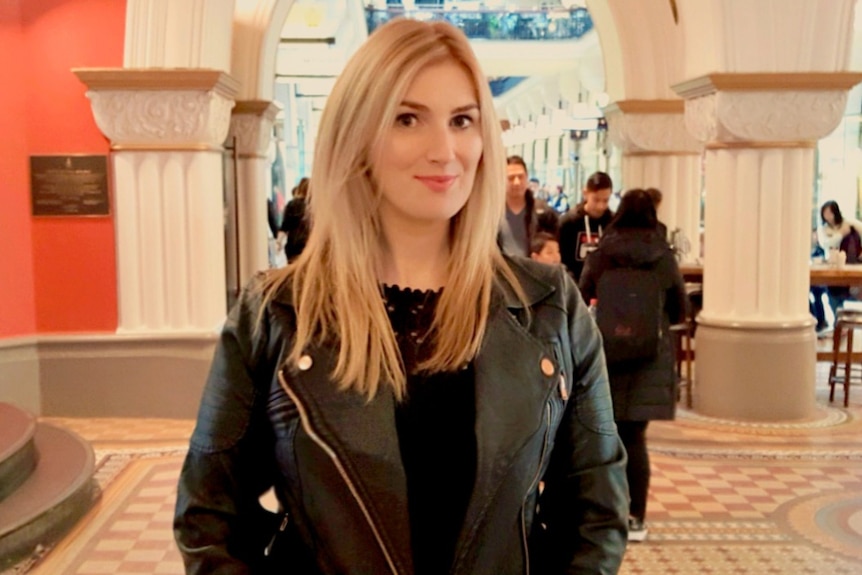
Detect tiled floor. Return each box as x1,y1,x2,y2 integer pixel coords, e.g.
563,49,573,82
12,363,862,574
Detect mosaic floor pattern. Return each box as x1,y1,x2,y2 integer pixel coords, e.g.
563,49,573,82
7,365,862,574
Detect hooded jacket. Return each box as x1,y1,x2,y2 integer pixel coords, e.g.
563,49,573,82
578,228,687,421
174,257,629,575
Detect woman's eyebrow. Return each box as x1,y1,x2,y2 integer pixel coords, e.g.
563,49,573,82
399,101,479,114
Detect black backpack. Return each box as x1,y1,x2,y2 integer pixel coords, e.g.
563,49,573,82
595,266,663,363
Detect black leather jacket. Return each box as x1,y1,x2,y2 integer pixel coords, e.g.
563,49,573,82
174,257,629,574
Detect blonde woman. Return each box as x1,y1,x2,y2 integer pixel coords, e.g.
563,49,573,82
174,18,627,575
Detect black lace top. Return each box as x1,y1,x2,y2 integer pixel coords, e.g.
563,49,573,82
382,284,476,575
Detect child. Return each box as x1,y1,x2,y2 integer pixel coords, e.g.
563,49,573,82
530,231,562,265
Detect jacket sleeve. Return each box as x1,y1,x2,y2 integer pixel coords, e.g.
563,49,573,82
577,251,600,304
558,215,580,278
174,278,283,574
539,268,629,574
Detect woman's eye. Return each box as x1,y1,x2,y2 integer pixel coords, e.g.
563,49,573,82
395,113,418,127
451,114,475,129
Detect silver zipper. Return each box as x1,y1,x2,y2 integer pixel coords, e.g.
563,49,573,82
264,513,289,557
278,370,401,575
521,402,552,575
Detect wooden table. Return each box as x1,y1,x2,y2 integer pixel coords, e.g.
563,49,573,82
677,263,862,286
677,263,862,361
810,264,862,286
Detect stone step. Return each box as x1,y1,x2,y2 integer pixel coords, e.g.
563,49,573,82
0,422,98,571
0,402,37,503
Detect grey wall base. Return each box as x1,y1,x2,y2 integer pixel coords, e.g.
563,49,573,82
0,340,41,415
0,334,216,418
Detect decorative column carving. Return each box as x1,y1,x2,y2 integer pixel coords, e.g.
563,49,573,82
228,100,281,285
74,69,239,334
605,100,703,261
673,72,862,420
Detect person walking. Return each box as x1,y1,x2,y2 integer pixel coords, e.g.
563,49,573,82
279,177,311,262
579,188,687,543
558,171,614,281
498,155,558,257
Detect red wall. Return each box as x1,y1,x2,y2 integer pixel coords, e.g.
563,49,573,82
1,0,126,335
0,0,36,337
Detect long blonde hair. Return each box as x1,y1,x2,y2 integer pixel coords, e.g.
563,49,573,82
263,18,522,399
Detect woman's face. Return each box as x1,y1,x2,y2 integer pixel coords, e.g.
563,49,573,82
372,60,483,233
823,206,836,226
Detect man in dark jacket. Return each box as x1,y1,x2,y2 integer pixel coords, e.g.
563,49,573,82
498,155,559,257
559,171,614,281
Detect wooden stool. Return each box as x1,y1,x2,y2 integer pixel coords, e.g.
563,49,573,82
827,309,862,407
670,321,694,408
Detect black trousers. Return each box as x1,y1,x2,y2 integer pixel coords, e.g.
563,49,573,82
616,420,650,521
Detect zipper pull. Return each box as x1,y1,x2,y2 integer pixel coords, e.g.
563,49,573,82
264,513,290,557
558,374,569,401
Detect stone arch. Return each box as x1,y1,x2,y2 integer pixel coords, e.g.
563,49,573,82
232,0,296,101
586,0,684,100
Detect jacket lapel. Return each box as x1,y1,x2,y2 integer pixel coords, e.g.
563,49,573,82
453,264,560,565
280,344,414,575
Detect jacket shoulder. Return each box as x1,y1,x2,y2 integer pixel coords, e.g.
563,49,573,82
500,254,576,312
559,208,585,227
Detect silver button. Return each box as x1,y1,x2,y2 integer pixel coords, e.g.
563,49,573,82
297,355,313,371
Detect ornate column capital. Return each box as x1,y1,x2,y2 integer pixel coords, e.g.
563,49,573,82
228,100,281,159
73,68,239,150
672,72,862,146
604,99,702,155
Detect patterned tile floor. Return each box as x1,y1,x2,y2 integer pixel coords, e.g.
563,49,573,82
11,362,862,574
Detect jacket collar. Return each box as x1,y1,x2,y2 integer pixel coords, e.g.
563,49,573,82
494,255,556,311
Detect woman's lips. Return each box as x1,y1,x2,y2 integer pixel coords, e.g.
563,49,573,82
415,175,457,192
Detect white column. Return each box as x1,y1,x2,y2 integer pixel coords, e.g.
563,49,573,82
123,0,235,68
675,73,862,420
74,70,239,333
605,100,703,260
229,101,281,285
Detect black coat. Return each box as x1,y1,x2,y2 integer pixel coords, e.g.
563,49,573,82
579,228,687,422
174,257,629,574
280,197,310,261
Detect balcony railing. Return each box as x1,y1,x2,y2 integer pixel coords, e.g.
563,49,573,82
365,5,594,41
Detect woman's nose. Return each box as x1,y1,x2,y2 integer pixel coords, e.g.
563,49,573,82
426,126,456,163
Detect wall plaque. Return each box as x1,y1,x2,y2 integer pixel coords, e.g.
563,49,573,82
30,155,110,216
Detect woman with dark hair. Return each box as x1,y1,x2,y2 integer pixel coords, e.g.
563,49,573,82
818,200,862,316
818,200,862,257
578,188,687,543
